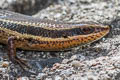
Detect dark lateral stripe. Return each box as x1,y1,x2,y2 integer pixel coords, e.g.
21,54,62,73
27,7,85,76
0,21,95,38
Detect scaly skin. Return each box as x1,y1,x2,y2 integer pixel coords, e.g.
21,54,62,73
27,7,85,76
0,10,110,69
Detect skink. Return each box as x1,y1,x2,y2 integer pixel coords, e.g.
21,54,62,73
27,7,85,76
0,10,110,69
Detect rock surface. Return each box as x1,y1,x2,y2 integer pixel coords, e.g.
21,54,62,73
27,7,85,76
0,0,120,80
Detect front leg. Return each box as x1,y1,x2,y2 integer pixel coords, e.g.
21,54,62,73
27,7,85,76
7,36,30,70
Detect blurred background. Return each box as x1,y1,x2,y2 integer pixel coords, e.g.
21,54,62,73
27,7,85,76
0,0,120,80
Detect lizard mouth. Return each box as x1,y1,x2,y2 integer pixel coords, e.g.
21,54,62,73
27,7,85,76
84,25,110,43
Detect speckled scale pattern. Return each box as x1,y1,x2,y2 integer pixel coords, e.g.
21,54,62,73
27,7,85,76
0,20,108,38
0,20,97,38
0,15,106,38
0,9,110,51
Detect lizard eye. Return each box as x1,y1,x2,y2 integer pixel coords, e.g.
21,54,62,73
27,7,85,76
82,27,93,34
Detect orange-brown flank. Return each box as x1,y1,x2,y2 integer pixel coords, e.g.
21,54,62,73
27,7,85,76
27,25,109,51
0,23,110,51
5,25,109,51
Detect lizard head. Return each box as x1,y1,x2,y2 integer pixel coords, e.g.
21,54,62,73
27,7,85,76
71,24,110,45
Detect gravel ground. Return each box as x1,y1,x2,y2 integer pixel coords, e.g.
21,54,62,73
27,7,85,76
0,0,120,80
